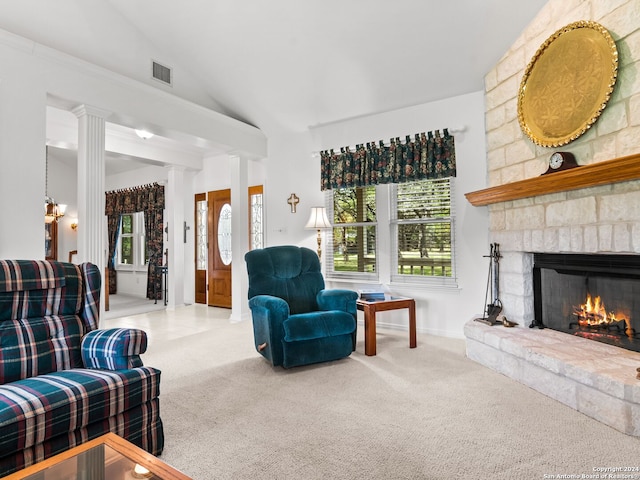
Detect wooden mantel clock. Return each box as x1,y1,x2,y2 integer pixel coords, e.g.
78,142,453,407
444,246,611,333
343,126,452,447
542,152,579,175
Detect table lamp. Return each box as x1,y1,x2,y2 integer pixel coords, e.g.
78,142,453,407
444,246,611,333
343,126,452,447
305,207,331,259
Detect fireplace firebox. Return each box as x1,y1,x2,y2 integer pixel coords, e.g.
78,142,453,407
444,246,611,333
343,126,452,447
532,253,640,353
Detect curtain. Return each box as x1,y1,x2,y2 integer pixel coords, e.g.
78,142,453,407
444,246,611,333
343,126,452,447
106,215,121,294
143,187,165,300
105,183,165,300
320,129,455,191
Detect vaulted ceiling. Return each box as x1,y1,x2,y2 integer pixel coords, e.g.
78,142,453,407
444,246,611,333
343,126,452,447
0,0,547,141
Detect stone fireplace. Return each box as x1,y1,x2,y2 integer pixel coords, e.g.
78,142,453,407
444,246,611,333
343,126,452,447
464,157,640,437
463,159,640,439
466,153,640,328
463,0,640,437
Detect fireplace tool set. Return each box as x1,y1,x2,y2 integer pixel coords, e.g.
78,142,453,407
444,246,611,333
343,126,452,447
475,243,517,327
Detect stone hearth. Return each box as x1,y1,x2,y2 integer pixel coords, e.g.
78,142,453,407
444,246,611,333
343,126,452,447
465,320,640,436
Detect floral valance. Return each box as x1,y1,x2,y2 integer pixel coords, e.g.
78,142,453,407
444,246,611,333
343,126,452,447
105,183,165,216
320,129,455,191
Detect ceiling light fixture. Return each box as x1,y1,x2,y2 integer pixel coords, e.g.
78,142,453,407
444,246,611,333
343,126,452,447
135,129,154,140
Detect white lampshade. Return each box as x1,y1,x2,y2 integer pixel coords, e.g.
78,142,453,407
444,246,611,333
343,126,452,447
305,207,331,229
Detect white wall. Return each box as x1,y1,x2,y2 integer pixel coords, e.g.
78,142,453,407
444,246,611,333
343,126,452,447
106,165,168,191
263,132,320,249
265,91,490,338
0,39,47,258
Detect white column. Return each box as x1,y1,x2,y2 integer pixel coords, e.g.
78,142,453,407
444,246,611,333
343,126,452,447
166,166,185,308
72,105,108,312
230,154,250,322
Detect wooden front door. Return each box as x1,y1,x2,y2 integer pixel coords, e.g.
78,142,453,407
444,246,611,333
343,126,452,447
208,189,232,308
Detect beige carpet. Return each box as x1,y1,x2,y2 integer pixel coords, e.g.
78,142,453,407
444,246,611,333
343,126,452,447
107,305,640,480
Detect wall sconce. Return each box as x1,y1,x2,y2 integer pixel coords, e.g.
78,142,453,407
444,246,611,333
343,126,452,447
70,220,78,231
304,207,331,259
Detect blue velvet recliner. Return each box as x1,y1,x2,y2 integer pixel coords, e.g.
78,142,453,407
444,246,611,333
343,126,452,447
245,246,358,368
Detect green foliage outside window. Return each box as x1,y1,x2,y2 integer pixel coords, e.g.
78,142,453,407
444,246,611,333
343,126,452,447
120,214,133,264
331,187,376,273
119,213,146,266
327,179,454,279
396,179,452,277
121,214,133,234
121,237,133,264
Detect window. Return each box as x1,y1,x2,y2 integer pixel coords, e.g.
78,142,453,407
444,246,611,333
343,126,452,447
195,197,207,270
392,178,455,284
249,185,264,250
326,186,376,278
117,212,147,268
326,178,456,286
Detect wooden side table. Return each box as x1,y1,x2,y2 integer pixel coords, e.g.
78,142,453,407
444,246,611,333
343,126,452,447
356,296,417,356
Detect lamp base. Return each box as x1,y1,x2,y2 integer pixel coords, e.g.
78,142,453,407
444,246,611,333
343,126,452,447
316,229,322,259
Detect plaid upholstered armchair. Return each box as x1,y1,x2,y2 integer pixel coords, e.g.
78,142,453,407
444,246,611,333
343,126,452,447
0,260,163,477
245,246,358,368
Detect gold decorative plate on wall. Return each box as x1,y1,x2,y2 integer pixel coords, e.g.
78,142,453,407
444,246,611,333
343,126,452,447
517,20,618,148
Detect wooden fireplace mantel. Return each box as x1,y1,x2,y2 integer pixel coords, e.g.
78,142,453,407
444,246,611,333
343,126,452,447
465,152,640,206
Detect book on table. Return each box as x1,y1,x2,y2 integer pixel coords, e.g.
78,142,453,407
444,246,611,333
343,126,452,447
358,289,385,301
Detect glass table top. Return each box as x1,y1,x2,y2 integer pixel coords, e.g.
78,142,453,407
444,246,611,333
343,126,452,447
7,433,190,480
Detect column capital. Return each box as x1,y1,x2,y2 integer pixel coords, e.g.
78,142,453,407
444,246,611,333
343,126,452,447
72,104,111,119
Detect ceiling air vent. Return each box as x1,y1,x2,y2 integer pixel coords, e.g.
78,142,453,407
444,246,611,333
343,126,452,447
151,61,172,86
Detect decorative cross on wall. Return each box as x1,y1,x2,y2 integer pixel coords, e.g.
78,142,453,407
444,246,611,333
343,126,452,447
287,193,299,213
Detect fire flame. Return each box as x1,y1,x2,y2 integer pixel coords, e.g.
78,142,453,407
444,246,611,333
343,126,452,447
587,295,608,323
575,294,617,325
573,294,633,338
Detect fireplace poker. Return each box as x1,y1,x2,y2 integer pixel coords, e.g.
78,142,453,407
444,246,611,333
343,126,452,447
475,243,503,326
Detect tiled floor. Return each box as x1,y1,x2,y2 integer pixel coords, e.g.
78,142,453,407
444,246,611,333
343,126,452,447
104,293,166,320
102,302,235,344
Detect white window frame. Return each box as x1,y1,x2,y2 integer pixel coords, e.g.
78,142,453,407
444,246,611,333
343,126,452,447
325,186,378,282
325,179,458,289
116,212,147,271
390,178,457,287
